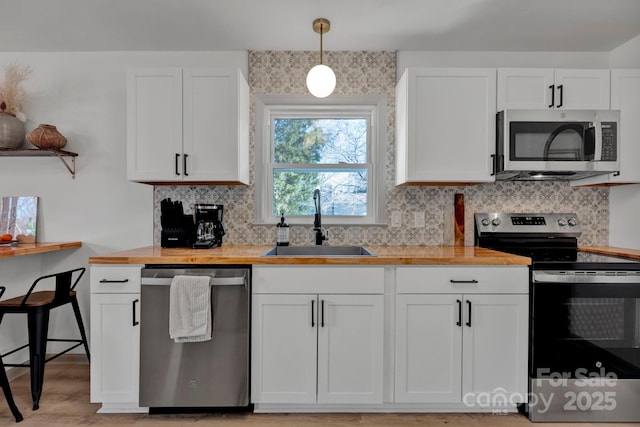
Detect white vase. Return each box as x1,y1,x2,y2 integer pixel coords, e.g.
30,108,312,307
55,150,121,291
0,112,25,149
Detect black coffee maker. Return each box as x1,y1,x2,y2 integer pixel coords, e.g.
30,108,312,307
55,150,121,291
193,204,226,249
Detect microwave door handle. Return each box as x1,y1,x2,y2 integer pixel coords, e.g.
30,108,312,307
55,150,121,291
593,121,602,161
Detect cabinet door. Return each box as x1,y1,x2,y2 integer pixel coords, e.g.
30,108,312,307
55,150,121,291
396,68,496,183
251,294,318,404
395,294,462,403
317,294,384,404
497,68,554,110
183,69,249,183
608,69,640,183
554,69,610,110
90,293,140,404
127,68,183,181
462,294,528,401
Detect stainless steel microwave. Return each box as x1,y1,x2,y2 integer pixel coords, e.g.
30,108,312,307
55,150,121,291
494,109,620,180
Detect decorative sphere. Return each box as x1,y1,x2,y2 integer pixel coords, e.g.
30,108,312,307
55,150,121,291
306,64,336,98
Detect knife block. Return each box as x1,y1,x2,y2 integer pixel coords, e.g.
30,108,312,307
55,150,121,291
161,215,195,248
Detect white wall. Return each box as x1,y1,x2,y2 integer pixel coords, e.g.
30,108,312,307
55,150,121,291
609,35,640,248
0,51,247,362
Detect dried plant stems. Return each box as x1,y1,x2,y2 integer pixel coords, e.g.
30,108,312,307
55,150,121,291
0,63,32,116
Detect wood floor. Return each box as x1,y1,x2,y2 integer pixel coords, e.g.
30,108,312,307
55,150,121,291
0,362,637,426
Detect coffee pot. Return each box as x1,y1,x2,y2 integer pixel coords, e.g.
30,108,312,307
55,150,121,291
193,204,226,249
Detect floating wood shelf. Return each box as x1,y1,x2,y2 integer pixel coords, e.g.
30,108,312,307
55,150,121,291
0,148,78,178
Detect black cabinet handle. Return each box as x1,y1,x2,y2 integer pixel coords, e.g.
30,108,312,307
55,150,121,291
466,300,472,327
311,299,315,327
183,153,189,176
557,84,563,108
490,154,496,176
450,279,478,284
132,299,139,327
456,299,462,327
321,300,325,328
548,84,555,108
175,153,180,175
99,279,129,283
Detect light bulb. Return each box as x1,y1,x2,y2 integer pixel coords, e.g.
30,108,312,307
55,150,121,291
306,64,336,98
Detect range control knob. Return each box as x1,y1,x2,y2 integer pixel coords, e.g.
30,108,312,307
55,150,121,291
481,218,491,226
491,218,502,226
558,218,568,227
568,217,578,227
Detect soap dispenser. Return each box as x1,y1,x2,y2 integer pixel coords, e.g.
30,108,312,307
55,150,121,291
276,212,290,246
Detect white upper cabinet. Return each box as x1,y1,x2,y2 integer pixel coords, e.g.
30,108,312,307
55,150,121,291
498,68,610,111
127,68,249,184
573,69,640,185
396,68,496,184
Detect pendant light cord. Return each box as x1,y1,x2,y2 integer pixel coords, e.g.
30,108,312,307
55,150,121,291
319,23,324,65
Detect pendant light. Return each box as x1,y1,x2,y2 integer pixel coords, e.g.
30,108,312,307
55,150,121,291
306,18,336,98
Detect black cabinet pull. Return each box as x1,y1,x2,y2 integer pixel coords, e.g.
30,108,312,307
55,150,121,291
311,299,315,327
490,154,496,176
99,279,129,283
450,279,478,284
466,300,472,327
321,300,325,328
132,299,139,326
175,153,180,175
557,84,563,108
456,299,462,327
548,84,555,108
183,153,189,176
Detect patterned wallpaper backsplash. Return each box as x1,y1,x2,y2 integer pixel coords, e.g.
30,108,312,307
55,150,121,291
154,51,609,247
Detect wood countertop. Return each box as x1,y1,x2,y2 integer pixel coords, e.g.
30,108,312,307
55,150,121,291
88,245,531,266
0,241,82,259
580,246,640,260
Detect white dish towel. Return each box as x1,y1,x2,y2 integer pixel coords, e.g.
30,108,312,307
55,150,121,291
169,275,212,343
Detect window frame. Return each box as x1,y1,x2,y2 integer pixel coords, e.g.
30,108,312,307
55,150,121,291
254,95,386,226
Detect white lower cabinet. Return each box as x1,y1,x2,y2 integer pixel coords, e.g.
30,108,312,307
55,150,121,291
252,294,318,404
395,266,529,407
395,294,462,403
251,266,385,406
90,265,145,412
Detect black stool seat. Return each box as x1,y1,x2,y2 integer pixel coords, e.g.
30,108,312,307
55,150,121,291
0,267,89,414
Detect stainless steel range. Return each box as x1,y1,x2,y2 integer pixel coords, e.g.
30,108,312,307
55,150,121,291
475,213,640,423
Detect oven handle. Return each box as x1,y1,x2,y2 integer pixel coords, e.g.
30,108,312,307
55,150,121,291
533,270,640,284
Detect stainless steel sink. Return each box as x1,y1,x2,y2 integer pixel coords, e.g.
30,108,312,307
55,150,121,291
262,245,375,257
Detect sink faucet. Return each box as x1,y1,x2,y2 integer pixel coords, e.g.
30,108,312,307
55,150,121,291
313,189,327,245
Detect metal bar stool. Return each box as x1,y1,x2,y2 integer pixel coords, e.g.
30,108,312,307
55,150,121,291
0,267,89,411
0,287,23,422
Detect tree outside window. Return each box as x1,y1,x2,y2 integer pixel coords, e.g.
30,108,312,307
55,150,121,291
272,117,368,218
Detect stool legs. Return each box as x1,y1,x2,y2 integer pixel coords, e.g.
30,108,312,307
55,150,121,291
0,312,23,423
27,309,50,411
70,297,90,361
0,357,23,422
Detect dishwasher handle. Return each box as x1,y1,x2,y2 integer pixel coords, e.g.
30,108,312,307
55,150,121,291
141,275,246,286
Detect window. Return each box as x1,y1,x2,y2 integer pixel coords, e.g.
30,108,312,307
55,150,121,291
255,95,386,225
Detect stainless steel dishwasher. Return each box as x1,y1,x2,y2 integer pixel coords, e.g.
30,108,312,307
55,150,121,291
139,265,251,410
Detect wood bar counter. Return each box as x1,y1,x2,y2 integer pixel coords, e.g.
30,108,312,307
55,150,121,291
0,242,82,259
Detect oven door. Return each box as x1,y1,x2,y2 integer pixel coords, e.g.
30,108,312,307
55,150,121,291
532,272,640,379
529,271,640,422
